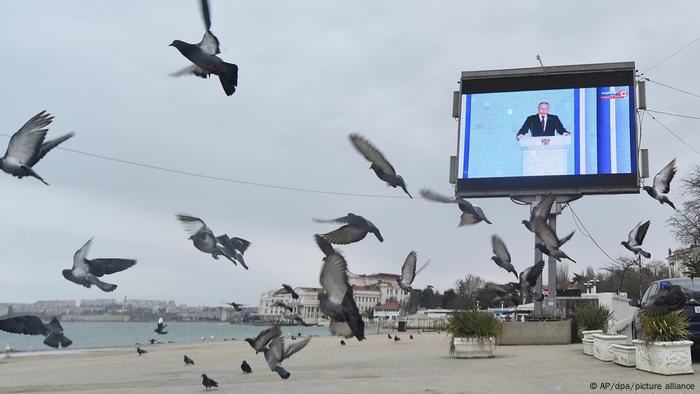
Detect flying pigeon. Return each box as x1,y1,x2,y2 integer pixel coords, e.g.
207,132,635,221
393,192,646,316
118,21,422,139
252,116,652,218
316,235,365,341
62,238,137,292
262,335,311,379
136,347,147,356
216,234,251,269
397,251,430,292
533,222,576,264
155,317,168,335
314,213,383,244
169,0,238,96
483,282,520,306
570,272,584,285
621,220,651,258
519,260,545,304
282,284,300,299
419,188,491,226
184,355,195,365
643,159,677,209
0,316,72,349
643,283,699,317
522,194,555,233
340,339,346,346
201,374,218,390
491,235,519,280
349,133,412,198
241,360,252,374
176,214,247,267
274,301,293,312
531,290,545,302
0,111,74,185
245,325,282,354
223,301,244,312
285,313,309,326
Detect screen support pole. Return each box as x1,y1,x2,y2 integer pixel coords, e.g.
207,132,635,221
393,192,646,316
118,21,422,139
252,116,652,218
546,212,558,317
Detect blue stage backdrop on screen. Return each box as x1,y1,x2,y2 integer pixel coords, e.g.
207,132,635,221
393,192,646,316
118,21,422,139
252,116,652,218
458,86,634,180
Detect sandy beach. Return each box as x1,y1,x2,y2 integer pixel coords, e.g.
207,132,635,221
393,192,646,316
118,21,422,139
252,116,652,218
1,332,698,393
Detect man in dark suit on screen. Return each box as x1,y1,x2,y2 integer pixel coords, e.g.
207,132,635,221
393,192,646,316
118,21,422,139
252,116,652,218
515,102,570,140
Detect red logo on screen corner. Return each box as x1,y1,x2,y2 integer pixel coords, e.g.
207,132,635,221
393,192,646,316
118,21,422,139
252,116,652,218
600,89,628,100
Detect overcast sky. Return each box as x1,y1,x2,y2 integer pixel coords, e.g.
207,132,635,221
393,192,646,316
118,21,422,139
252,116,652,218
1,1,699,306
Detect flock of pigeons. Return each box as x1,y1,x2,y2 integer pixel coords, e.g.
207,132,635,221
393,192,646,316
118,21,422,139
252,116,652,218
0,0,689,387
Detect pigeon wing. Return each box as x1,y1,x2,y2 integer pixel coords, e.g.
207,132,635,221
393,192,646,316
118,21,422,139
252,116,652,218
314,234,336,257
266,336,285,366
3,111,52,164
169,65,209,78
400,251,417,285
322,225,367,245
419,188,457,204
283,337,311,360
415,260,430,276
199,0,213,31
28,132,75,167
524,260,545,288
320,254,350,306
534,221,561,249
313,215,351,224
198,31,221,56
349,134,396,175
491,235,511,263
0,315,46,336
631,221,651,246
531,194,555,223
254,325,282,351
73,239,93,270
45,317,63,333
653,159,676,194
176,214,210,237
88,259,137,277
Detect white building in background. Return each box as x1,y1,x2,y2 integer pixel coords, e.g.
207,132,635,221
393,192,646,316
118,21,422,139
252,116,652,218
258,272,409,325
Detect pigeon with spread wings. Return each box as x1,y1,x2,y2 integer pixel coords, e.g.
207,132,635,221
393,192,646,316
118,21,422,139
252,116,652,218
0,111,74,185
62,239,137,292
621,220,651,259
349,133,411,198
491,235,519,280
643,159,677,209
169,0,238,95
419,188,491,226
0,316,72,349
176,214,247,267
314,213,383,244
397,251,430,292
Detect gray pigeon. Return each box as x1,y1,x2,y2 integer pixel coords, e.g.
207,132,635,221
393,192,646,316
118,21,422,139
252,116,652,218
62,239,137,292
621,220,651,258
282,284,300,299
314,213,383,244
176,214,246,267
490,235,519,280
522,194,555,233
316,235,365,341
643,159,677,210
533,222,576,263
223,301,244,312
169,0,238,95
245,325,282,354
419,188,491,226
349,133,411,198
0,111,74,185
216,234,251,269
0,316,72,349
285,313,309,326
483,282,519,306
263,335,311,379
397,251,430,292
519,260,545,304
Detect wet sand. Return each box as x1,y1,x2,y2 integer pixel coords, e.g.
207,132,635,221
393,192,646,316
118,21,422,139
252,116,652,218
0,332,697,393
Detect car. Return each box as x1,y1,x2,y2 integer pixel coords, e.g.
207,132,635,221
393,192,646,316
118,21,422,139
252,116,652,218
630,277,700,345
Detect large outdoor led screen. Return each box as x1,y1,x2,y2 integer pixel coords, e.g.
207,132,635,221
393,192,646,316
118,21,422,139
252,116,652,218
456,63,639,197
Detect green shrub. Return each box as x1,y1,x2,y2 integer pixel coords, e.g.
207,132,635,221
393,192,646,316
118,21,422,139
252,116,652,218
446,309,501,354
640,311,690,343
575,302,614,338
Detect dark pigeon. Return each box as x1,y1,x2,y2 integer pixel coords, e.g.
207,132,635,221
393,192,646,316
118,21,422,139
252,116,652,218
274,301,294,312
420,188,491,226
241,360,252,374
184,355,195,365
314,213,383,244
394,336,400,342
397,251,430,292
570,272,584,285
387,333,392,340
169,0,238,96
245,325,282,354
349,133,412,198
282,284,300,299
409,334,413,340
216,234,251,269
0,110,74,185
62,239,137,292
201,374,218,390
621,220,651,258
137,347,147,356
155,317,168,335
223,301,244,312
0,316,72,349
340,339,346,346
643,159,677,209
491,235,519,279
533,221,576,264
519,260,545,304
316,235,365,341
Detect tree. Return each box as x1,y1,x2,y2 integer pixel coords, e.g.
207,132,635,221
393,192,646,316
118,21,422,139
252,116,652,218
668,166,700,245
556,263,570,289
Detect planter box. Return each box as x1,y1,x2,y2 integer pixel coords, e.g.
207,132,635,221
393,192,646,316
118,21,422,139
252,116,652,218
581,330,603,340
593,334,627,361
611,344,636,367
452,337,495,359
634,339,694,375
582,338,594,355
